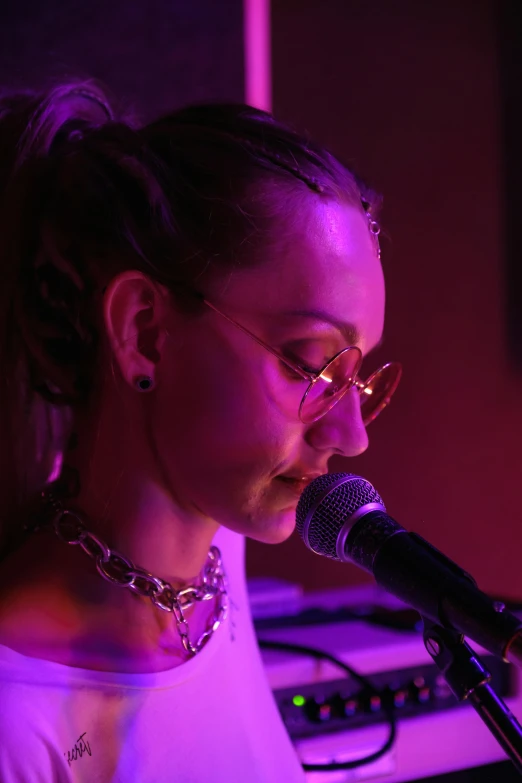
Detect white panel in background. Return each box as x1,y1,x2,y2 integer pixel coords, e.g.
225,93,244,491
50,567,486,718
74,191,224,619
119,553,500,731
244,0,271,110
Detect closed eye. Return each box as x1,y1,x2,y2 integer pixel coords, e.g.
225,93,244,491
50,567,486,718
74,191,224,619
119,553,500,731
283,343,332,376
279,358,318,381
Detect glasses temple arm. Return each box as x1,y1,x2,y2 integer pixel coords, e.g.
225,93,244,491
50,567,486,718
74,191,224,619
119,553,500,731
202,299,315,382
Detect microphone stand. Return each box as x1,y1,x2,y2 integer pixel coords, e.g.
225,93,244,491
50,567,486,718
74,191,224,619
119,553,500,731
422,617,522,776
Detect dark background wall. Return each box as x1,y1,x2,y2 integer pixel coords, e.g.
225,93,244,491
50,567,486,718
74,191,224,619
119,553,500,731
247,0,522,601
0,0,244,120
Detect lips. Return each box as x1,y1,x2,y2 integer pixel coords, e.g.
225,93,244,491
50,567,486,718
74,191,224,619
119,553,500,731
276,472,323,494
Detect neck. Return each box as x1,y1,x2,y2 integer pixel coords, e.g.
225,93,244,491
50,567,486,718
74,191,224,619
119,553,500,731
0,398,226,670
0,464,223,671
56,395,219,585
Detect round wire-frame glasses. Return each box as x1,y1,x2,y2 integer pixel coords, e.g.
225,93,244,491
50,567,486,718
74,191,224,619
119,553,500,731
203,299,402,425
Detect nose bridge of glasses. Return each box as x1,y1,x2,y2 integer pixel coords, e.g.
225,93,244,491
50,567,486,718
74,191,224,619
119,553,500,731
324,379,369,434
324,361,401,423
354,376,370,394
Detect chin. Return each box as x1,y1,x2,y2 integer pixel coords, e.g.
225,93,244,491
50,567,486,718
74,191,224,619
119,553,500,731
249,508,297,545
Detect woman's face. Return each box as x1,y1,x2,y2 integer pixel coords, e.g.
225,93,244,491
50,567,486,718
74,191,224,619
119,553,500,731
151,198,385,544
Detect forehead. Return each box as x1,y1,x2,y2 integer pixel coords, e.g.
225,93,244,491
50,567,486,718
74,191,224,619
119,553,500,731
211,199,385,353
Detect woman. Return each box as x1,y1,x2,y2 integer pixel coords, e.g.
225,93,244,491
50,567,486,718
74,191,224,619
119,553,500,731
0,81,400,781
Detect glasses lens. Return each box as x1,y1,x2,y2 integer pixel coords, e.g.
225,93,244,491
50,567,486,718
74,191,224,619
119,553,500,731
299,347,362,424
359,362,402,426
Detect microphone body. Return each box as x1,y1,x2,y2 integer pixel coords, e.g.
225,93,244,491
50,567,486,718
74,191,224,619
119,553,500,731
296,473,522,665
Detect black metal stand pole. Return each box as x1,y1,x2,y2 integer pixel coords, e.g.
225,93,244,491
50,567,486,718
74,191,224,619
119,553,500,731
422,617,522,776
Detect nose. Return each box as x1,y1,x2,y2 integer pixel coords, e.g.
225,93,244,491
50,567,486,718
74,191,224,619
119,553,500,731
304,386,369,457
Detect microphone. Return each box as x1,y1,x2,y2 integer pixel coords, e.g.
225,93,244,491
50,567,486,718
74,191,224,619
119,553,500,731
296,472,522,667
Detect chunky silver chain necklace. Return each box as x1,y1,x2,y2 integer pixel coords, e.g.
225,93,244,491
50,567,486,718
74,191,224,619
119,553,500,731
38,492,229,657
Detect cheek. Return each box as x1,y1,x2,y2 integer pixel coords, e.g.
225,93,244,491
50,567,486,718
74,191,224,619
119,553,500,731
145,334,303,537
150,345,299,485
147,374,303,536
156,333,303,442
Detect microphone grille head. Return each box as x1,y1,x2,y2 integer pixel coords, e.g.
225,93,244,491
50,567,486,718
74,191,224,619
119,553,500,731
295,472,384,560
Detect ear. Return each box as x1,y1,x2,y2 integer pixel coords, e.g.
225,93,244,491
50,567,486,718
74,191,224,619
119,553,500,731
103,270,168,390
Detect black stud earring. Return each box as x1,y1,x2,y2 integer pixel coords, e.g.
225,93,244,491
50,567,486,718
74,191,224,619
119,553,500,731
136,376,154,392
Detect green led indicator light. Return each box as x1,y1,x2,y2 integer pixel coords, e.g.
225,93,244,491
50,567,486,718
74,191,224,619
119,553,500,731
292,695,306,707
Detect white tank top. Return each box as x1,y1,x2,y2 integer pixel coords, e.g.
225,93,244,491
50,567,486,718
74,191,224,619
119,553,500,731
0,527,306,782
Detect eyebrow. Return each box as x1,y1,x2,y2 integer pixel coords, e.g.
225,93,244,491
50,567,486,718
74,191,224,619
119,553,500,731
284,310,385,356
283,309,361,346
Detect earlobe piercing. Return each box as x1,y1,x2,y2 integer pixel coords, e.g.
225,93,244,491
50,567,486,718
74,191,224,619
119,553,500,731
135,376,154,392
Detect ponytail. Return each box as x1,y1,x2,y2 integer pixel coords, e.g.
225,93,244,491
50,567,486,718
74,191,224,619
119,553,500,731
0,81,116,556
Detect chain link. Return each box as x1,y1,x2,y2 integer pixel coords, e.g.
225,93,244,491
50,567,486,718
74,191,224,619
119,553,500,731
41,492,228,657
